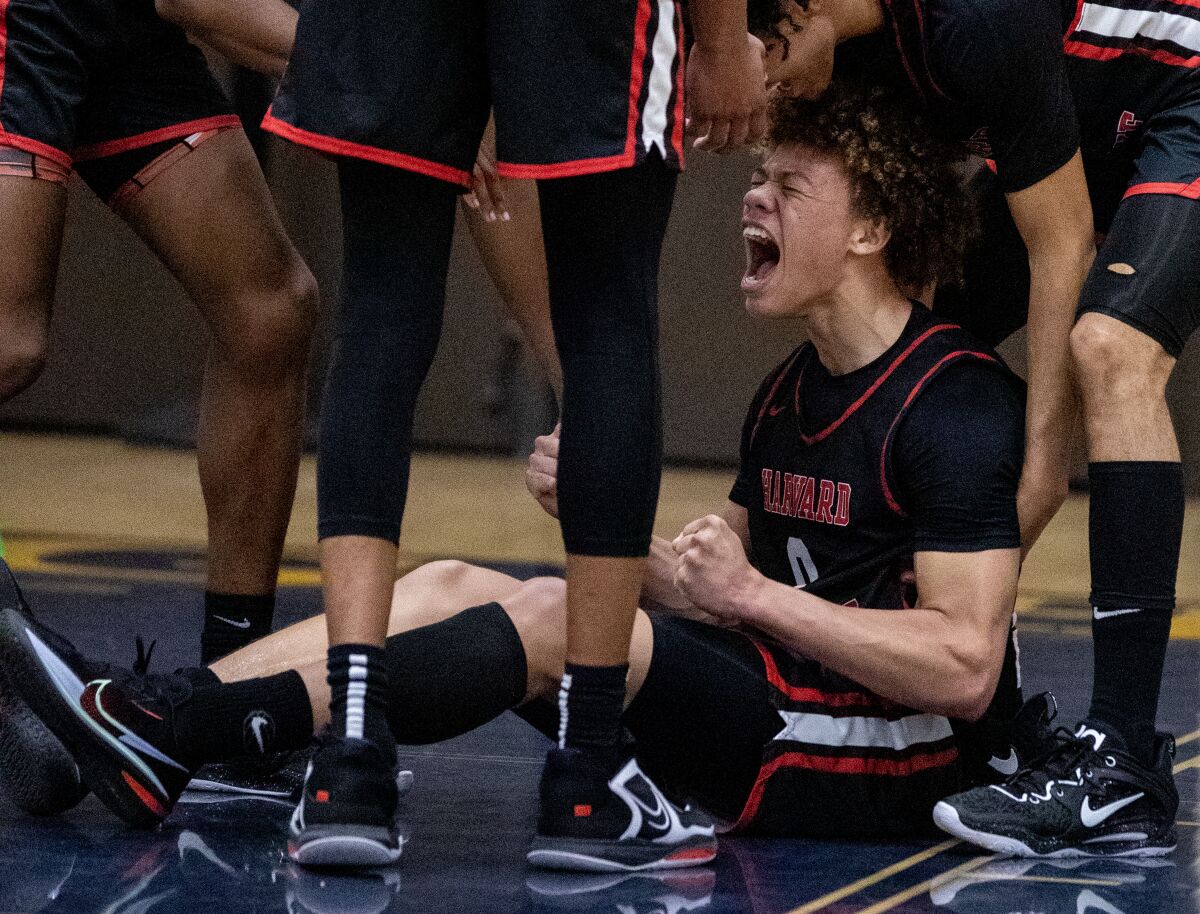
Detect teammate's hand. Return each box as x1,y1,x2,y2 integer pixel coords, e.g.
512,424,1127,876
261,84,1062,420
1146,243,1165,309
672,514,765,621
685,33,769,153
525,424,560,518
463,148,509,222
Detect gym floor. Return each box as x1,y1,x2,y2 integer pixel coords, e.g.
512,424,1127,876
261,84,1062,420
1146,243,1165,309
0,433,1196,914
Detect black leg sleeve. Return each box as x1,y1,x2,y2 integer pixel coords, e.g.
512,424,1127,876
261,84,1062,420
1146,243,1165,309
537,156,677,557
316,161,460,543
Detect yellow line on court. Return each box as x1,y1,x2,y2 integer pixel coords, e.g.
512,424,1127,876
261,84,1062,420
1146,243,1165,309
784,840,960,914
1178,820,1200,826
993,875,1121,887
850,855,995,914
1176,728,1200,747
1174,753,1200,773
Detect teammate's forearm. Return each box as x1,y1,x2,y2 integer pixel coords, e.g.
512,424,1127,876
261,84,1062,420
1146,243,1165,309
192,28,289,78
158,0,297,77
736,580,1005,720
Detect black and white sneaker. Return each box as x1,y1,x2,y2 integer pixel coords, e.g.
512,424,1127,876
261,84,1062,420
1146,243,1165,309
934,723,1178,858
0,558,86,816
0,606,197,827
188,748,312,800
288,733,411,868
528,748,717,873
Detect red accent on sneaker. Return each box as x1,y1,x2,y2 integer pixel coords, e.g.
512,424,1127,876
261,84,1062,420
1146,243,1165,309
665,847,717,862
573,804,592,817
130,701,163,721
315,790,330,803
121,770,166,817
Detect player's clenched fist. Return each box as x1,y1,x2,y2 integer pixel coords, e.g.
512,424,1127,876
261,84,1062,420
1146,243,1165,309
672,514,765,622
686,33,769,152
525,424,560,518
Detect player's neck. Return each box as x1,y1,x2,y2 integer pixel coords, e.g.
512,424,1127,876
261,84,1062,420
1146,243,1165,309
801,272,912,376
830,0,885,41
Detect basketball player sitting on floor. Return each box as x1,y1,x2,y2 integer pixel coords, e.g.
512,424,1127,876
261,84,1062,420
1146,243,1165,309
0,81,1065,867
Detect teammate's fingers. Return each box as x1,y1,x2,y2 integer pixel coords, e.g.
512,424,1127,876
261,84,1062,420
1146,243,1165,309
536,432,559,458
528,453,557,478
725,116,751,152
482,167,509,221
472,164,497,220
695,119,732,152
687,118,712,145
747,107,769,147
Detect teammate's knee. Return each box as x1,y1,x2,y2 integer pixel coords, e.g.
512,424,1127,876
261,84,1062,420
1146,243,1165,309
1071,314,1171,403
218,262,319,380
0,320,48,401
396,559,476,597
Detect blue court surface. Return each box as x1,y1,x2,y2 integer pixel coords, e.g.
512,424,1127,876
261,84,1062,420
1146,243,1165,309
0,541,1196,914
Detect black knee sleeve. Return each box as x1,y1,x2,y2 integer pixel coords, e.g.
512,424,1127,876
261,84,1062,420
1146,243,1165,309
537,157,677,557
317,161,460,542
383,602,528,744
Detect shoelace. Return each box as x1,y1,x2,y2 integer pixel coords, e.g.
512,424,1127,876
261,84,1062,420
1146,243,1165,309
1004,727,1097,793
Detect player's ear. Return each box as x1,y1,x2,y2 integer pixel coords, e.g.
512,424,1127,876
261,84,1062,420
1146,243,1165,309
848,216,891,257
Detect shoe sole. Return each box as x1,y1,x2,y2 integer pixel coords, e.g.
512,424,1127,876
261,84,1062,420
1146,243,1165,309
0,607,177,828
289,825,403,868
187,775,293,797
933,802,1177,858
527,836,717,873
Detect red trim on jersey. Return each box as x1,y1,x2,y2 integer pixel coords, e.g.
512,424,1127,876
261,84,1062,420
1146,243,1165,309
732,746,960,831
625,0,653,161
261,111,472,186
0,0,10,122
1123,176,1200,199
72,116,242,161
798,324,958,446
1064,38,1200,68
0,132,72,168
1065,0,1086,38
749,349,804,449
671,5,686,165
909,0,949,99
495,153,636,180
753,641,896,710
879,351,997,515
879,0,924,94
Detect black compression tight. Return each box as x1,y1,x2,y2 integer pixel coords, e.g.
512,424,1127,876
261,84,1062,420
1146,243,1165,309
538,156,677,556
317,161,459,542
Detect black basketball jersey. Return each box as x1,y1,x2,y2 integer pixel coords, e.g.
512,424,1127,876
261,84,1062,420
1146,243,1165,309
730,306,1021,612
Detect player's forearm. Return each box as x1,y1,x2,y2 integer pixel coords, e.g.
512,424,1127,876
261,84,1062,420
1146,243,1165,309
158,0,296,77
687,0,750,48
641,536,704,617
736,579,1005,720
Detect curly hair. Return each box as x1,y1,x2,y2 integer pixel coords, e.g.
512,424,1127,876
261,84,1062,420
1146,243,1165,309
767,80,976,295
748,0,808,55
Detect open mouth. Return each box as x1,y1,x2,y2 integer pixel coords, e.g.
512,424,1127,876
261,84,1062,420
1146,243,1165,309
742,225,780,292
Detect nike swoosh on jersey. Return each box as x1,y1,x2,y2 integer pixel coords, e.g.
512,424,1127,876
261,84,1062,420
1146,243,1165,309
987,748,1019,776
212,615,252,629
1092,607,1142,620
1081,792,1145,827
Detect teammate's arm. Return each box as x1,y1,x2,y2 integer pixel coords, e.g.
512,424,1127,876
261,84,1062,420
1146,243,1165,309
686,0,770,151
1005,154,1094,550
155,0,296,77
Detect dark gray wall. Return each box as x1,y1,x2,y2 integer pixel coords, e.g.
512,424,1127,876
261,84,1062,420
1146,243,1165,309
3,140,1199,491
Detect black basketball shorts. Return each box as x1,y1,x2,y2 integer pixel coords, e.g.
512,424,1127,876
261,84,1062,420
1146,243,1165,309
0,0,237,200
262,0,685,187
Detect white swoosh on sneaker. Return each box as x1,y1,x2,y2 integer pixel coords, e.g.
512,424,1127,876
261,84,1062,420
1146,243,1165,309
1092,607,1141,620
213,615,251,629
988,748,1019,776
1081,792,1145,828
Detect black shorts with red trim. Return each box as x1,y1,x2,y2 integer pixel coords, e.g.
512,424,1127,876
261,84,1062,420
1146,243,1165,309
262,0,685,187
622,617,968,839
0,0,236,194
934,84,1200,358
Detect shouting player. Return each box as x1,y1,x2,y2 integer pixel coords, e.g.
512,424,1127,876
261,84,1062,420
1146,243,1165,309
0,0,322,809
0,82,1069,869
748,0,1192,857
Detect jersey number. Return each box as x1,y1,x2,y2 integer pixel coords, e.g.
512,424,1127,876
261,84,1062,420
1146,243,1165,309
787,536,819,589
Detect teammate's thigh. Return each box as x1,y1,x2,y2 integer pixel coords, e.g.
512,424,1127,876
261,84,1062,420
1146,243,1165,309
1077,193,1200,360
117,128,315,357
932,165,1031,346
622,617,782,822
0,176,68,397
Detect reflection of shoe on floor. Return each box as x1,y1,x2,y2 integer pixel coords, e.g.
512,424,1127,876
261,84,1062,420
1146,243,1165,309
288,734,410,868
0,558,86,815
526,869,715,913
930,851,1177,910
278,862,402,914
0,823,84,912
529,747,717,873
934,726,1178,857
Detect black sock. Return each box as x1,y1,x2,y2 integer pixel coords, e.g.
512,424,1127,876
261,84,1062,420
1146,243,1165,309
328,644,394,756
1087,461,1183,764
201,592,275,664
174,670,313,764
383,602,528,744
558,662,627,754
